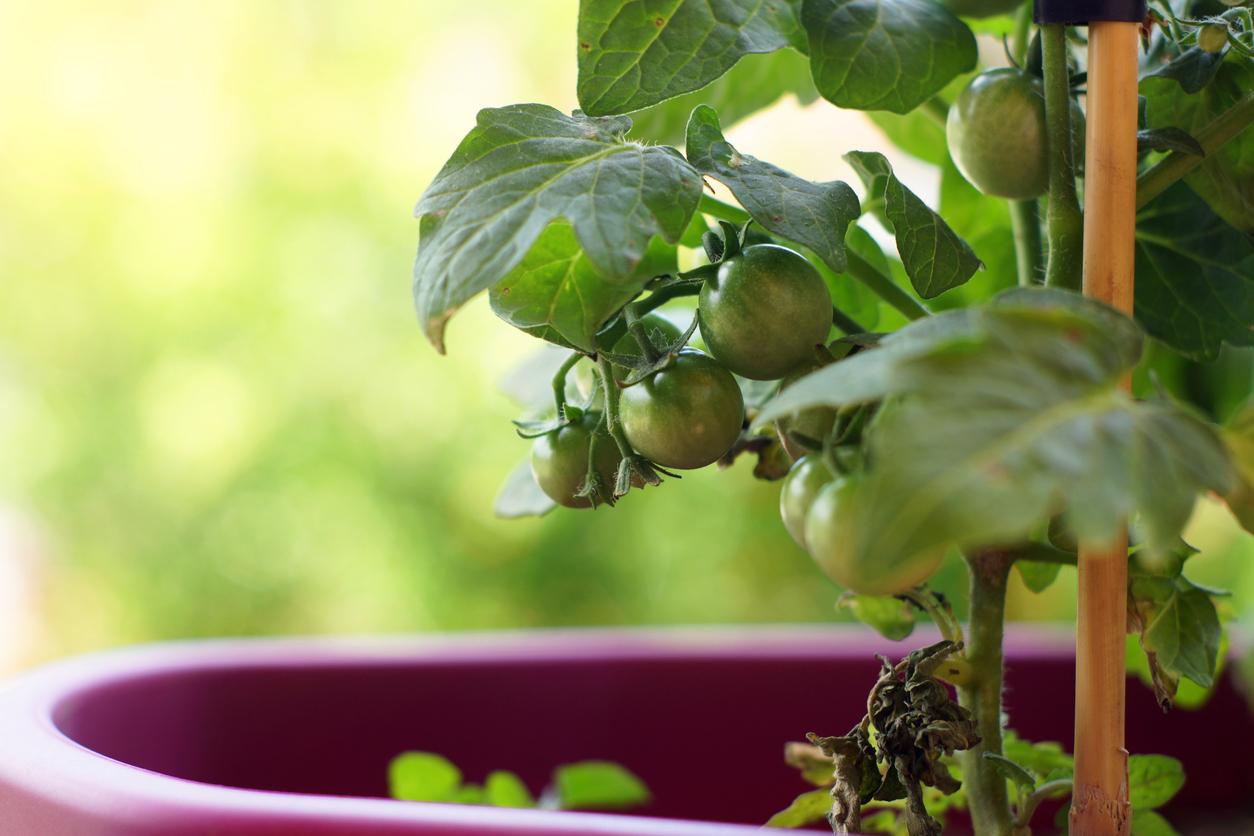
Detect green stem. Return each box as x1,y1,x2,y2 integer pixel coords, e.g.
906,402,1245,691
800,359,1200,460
698,194,751,225
1009,200,1044,286
1016,778,1074,831
845,251,930,321
1041,24,1084,291
921,96,949,127
1014,540,1077,565
596,355,634,458
1011,3,1033,65
1136,89,1254,209
623,306,661,363
831,306,866,335
957,551,1016,836
552,352,581,417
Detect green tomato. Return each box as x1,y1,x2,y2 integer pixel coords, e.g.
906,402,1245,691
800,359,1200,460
530,412,620,509
804,477,945,595
620,350,745,470
1198,24,1228,54
946,68,1085,201
775,361,837,460
698,245,832,381
779,455,836,548
942,0,1025,18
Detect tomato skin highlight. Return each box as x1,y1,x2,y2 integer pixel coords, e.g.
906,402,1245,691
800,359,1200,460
779,455,836,548
804,477,945,595
619,350,745,470
699,245,832,381
530,412,620,508
946,68,1084,201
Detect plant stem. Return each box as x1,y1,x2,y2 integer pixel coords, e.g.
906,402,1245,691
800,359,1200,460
698,193,750,225
1016,779,1074,831
1041,24,1084,291
1009,200,1044,286
844,251,930,320
623,306,661,363
922,96,949,127
1135,89,1254,209
831,306,866,335
957,551,1015,836
1011,3,1033,65
596,356,634,458
552,352,581,417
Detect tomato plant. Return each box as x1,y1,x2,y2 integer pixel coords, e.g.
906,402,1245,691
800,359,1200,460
411,0,1254,832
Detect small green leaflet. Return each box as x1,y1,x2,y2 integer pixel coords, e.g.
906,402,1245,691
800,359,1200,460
485,771,535,808
1136,128,1204,157
764,788,831,828
982,752,1035,790
845,151,983,299
1127,754,1185,811
576,0,805,116
1016,560,1063,593
627,48,817,146
1130,809,1180,836
553,761,651,810
494,457,557,519
1129,573,1224,693
413,105,700,352
1134,183,1254,361
803,0,977,114
839,593,916,640
389,752,463,802
686,105,860,272
1141,46,1226,95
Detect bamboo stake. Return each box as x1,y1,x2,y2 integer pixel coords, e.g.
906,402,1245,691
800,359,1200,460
1071,20,1138,836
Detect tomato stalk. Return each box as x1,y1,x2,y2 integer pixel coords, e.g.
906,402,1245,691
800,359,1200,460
595,355,665,495
1135,88,1254,208
1009,199,1044,285
1042,24,1084,291
956,550,1016,836
830,306,866,335
551,352,582,419
622,306,662,364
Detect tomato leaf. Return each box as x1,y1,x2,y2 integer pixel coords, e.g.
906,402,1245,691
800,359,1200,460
685,105,860,272
494,457,556,519
576,0,805,117
489,224,674,352
1129,574,1223,695
552,761,651,810
413,105,700,352
838,593,916,640
803,0,977,114
1127,754,1185,811
1141,46,1225,95
765,788,833,828
845,151,983,299
982,752,1036,790
1129,809,1180,836
1221,401,1254,534
484,771,536,808
1016,560,1063,594
388,752,463,802
627,48,817,145
1142,62,1254,233
1134,183,1254,361
756,289,1235,573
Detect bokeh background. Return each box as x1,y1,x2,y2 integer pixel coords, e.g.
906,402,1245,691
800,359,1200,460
1,0,1250,673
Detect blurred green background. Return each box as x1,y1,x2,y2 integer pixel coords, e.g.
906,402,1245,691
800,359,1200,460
1,0,1249,671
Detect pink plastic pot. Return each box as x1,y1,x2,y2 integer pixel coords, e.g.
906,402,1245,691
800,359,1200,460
0,627,1250,834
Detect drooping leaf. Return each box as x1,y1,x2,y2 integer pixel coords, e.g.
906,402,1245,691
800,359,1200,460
484,771,536,808
755,289,1235,578
1142,62,1254,233
1141,46,1226,95
413,105,700,351
489,224,674,352
1134,183,1254,361
389,752,463,802
494,457,557,519
845,151,983,298
553,761,651,810
627,48,818,145
576,0,805,116
1129,574,1223,693
839,593,916,640
937,158,1018,304
803,0,977,114
685,105,860,271
1016,560,1063,593
765,788,834,828
1127,754,1185,811
1136,127,1204,157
